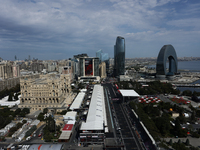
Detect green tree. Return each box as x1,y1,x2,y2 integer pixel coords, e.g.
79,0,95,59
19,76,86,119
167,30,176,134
177,115,186,124
56,125,61,131
190,112,196,122
182,90,192,96
196,110,200,117
37,113,45,121
14,93,19,100
9,126,17,133
169,139,173,146
155,114,171,136
43,108,48,114
22,120,27,124
185,139,189,146
43,132,52,142
178,139,181,144
22,108,30,114
16,122,23,129
191,132,199,138
174,119,182,137
15,108,21,115
188,124,193,130
19,112,26,117
8,93,14,101
47,116,55,132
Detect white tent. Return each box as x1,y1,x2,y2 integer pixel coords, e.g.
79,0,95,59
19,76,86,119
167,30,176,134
80,84,107,131
70,92,85,110
63,111,77,121
119,89,140,97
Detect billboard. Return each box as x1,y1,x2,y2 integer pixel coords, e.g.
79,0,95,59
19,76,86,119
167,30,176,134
85,58,93,76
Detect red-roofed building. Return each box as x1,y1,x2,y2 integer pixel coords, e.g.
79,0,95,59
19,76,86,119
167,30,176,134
62,124,74,132
59,123,74,142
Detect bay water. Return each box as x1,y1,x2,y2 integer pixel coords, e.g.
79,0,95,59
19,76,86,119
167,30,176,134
148,61,200,92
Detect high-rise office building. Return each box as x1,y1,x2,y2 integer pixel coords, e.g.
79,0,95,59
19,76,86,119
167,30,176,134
79,57,99,77
99,62,106,78
72,53,88,80
96,49,110,75
114,36,125,76
101,53,109,74
96,49,102,63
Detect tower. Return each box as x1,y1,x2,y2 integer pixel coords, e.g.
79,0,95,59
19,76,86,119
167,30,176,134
114,36,125,77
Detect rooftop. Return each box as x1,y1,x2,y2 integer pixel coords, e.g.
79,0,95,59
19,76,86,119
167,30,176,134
119,89,140,97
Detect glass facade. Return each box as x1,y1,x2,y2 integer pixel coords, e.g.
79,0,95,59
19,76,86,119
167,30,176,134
114,36,125,76
101,53,109,62
79,57,99,77
156,45,177,76
79,58,84,76
101,53,109,74
96,49,110,75
96,49,102,63
94,58,99,76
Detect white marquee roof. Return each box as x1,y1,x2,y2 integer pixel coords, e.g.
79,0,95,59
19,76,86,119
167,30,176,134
59,131,71,140
69,92,85,110
119,89,140,97
63,111,77,120
80,84,106,130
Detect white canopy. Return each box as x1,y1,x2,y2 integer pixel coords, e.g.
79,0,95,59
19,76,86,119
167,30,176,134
59,131,71,140
70,92,85,110
63,111,77,121
80,84,106,130
119,89,140,97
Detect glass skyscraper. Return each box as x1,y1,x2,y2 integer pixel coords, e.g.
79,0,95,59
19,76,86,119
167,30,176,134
101,53,109,74
114,36,125,76
96,49,110,75
96,49,103,63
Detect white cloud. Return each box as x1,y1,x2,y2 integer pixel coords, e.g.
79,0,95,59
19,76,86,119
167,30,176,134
0,0,199,60
167,18,200,29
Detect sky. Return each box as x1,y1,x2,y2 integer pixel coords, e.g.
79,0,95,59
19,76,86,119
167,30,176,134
0,0,200,60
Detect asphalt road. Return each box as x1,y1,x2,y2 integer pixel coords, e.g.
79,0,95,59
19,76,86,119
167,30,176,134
104,83,144,150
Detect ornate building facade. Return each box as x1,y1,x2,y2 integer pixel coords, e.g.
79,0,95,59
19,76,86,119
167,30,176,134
0,63,13,79
18,74,73,112
0,62,20,92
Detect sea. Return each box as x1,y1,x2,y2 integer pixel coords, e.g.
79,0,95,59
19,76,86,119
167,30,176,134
148,61,200,92
148,60,200,72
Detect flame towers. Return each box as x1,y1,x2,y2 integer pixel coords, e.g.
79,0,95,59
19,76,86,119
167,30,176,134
114,36,125,77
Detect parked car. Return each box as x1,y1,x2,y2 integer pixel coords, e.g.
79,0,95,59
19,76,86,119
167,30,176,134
38,133,42,137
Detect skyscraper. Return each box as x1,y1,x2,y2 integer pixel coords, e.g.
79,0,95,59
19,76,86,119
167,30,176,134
79,57,99,77
101,53,109,74
96,49,102,63
114,36,125,76
96,49,110,75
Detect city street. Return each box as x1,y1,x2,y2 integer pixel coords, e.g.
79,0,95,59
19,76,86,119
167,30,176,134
104,82,144,150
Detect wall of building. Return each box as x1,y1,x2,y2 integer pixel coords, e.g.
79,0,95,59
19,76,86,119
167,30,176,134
19,74,72,112
0,63,13,79
99,62,106,79
0,77,20,91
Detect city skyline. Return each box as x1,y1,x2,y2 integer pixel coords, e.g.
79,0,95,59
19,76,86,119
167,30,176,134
0,0,200,60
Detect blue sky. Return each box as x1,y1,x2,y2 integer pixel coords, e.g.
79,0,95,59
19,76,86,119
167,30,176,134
0,0,199,60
